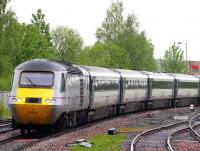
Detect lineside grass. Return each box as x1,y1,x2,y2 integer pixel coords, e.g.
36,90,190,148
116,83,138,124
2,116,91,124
118,127,146,133
72,134,126,151
0,102,11,118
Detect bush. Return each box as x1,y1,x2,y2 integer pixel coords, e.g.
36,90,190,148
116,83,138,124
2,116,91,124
0,75,12,91
0,102,11,118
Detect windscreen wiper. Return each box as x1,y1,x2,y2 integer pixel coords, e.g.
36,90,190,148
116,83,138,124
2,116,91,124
25,77,36,87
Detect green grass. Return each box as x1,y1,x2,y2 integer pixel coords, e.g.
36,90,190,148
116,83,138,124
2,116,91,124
0,102,11,118
72,134,127,151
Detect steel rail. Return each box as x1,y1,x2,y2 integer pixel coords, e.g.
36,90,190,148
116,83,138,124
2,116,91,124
166,127,189,151
0,134,20,146
189,114,200,141
167,114,200,151
13,114,129,151
130,120,188,151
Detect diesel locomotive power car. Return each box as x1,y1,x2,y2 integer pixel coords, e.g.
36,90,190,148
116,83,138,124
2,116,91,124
8,59,200,134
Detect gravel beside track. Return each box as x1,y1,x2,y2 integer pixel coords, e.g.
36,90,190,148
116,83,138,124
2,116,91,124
21,106,200,151
174,141,200,151
170,115,200,151
122,107,200,151
132,121,189,151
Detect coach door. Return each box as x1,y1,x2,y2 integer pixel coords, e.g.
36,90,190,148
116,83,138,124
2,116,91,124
80,79,84,107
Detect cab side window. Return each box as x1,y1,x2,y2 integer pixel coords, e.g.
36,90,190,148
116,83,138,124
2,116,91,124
60,73,66,92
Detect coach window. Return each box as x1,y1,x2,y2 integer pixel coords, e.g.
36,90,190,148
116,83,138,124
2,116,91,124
60,74,66,92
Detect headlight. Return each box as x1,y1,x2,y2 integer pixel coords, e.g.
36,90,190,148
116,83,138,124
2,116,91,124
51,99,57,104
45,99,51,103
17,98,22,103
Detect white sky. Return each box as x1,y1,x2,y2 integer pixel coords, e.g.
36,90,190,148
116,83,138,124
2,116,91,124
10,0,200,61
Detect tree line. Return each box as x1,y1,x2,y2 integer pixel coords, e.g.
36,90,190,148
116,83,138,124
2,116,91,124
0,0,187,90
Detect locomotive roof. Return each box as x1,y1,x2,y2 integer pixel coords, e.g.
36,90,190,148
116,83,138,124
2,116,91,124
15,59,84,75
142,71,174,81
15,59,65,71
115,69,148,79
169,73,199,82
83,66,120,78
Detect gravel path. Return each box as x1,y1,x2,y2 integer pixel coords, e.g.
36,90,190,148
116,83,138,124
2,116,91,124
24,106,200,151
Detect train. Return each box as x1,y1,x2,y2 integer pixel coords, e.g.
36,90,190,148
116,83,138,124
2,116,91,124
8,59,200,134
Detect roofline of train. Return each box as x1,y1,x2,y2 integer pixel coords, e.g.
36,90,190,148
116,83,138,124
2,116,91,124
15,59,200,82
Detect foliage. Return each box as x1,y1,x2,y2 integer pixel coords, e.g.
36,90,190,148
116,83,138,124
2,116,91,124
0,0,20,90
0,75,12,91
78,43,131,69
17,9,56,64
0,4,56,90
0,102,10,118
0,0,10,15
160,44,187,73
0,0,158,90
51,26,83,63
95,1,157,71
118,30,157,71
96,0,124,43
72,134,126,151
18,23,56,64
77,46,91,65
31,9,51,45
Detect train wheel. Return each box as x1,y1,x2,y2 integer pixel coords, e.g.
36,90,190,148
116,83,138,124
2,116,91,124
56,114,67,131
27,129,31,134
78,111,88,125
48,127,55,134
67,113,76,128
60,114,67,131
20,128,25,136
51,128,56,134
11,117,17,129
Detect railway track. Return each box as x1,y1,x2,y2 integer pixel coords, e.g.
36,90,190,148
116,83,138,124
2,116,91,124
0,119,13,134
130,120,189,151
130,114,200,151
167,114,200,151
0,116,119,151
0,109,198,151
188,115,200,141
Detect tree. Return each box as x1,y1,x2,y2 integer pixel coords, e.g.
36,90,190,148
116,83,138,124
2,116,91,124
18,23,56,63
160,44,187,73
78,43,131,69
0,0,10,15
31,9,51,44
96,0,157,71
51,26,83,63
118,30,157,71
96,0,124,43
0,0,21,71
17,9,56,64
0,0,21,90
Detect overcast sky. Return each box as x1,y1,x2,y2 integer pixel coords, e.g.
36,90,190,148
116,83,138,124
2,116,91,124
10,0,200,61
